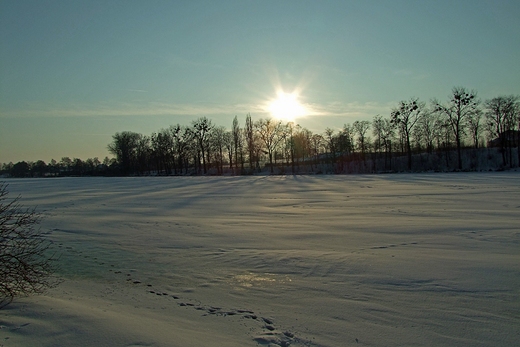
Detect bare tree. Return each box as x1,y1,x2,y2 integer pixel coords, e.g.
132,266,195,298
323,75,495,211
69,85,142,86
414,110,441,154
191,117,214,174
151,129,174,175
372,115,384,156
284,122,296,173
485,95,520,167
223,130,234,170
296,127,313,171
310,133,324,169
467,109,483,149
245,113,256,171
0,183,57,308
171,125,191,175
255,118,284,173
391,98,424,170
353,120,371,163
337,124,354,172
324,128,337,169
210,126,227,175
373,115,394,171
380,117,395,171
339,124,355,157
135,135,151,175
433,87,480,170
232,116,241,174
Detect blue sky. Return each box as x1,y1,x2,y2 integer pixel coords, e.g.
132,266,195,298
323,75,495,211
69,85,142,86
1,0,519,163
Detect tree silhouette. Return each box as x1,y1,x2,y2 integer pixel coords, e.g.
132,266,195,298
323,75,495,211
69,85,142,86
353,120,371,164
433,87,479,170
337,124,354,172
255,118,284,173
485,95,519,167
191,117,214,174
245,113,256,172
151,128,174,175
232,116,242,174
11,161,30,178
324,128,337,170
310,133,324,170
391,98,424,170
107,131,142,175
211,126,227,175
171,124,191,175
373,115,394,171
223,130,234,170
467,109,483,149
414,111,441,154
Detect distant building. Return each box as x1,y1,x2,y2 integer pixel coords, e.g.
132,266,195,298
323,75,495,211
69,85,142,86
488,130,519,148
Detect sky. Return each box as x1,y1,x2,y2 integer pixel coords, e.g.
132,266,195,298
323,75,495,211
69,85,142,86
1,0,519,164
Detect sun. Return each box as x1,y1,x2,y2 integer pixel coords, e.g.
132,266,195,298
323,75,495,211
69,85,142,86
267,91,307,122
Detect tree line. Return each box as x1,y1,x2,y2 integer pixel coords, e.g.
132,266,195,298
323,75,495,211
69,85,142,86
2,87,519,177
1,156,117,178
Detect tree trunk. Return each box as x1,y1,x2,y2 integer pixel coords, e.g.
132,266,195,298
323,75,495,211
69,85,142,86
456,137,462,170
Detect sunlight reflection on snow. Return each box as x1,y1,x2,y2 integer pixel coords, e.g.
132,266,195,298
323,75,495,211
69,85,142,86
233,272,291,288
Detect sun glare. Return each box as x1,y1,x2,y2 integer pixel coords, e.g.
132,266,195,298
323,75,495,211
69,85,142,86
268,92,307,122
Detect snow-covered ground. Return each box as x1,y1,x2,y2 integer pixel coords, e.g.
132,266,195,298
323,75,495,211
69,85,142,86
1,173,519,347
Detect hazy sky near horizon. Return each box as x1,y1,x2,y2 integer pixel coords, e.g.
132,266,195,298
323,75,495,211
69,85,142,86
1,0,519,163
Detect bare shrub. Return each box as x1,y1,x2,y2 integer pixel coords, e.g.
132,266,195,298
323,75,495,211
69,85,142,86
0,182,57,308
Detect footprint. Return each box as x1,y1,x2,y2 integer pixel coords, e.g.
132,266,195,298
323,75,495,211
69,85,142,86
262,317,274,325
117,271,316,346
